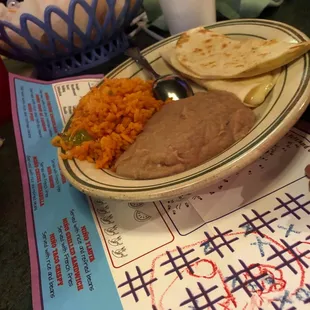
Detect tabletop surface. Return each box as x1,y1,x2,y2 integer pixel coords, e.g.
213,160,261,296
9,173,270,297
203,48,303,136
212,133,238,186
1,1,310,309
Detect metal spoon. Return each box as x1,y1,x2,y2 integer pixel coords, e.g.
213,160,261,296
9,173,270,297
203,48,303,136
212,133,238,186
125,47,194,101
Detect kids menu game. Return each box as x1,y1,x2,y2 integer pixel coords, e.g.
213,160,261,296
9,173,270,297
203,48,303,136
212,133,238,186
10,74,310,310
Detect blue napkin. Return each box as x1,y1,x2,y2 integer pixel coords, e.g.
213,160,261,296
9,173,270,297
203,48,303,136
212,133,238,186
143,0,284,30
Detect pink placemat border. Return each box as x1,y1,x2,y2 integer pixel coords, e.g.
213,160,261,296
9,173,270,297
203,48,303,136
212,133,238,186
9,73,103,310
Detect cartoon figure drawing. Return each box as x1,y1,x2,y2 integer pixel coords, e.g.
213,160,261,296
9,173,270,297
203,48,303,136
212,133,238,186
96,207,110,215
104,225,119,236
112,247,128,258
108,236,123,247
100,214,115,225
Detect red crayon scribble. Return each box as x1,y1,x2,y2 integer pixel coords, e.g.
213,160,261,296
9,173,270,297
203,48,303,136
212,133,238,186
189,259,236,309
256,265,286,294
243,264,286,309
147,230,306,310
225,231,306,295
261,234,306,294
189,259,217,279
156,258,236,310
149,238,206,308
148,235,236,310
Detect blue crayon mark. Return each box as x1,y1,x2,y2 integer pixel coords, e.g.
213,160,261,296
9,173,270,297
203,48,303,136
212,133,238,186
264,276,275,285
296,287,310,301
250,237,270,257
231,277,237,289
247,282,258,291
203,242,212,255
274,290,293,309
225,276,238,289
241,223,253,236
277,224,301,238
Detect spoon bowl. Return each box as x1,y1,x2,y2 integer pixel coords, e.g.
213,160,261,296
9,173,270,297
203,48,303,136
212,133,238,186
153,74,194,101
125,47,194,101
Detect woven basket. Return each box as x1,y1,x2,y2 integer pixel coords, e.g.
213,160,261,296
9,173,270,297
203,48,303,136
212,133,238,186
0,0,142,79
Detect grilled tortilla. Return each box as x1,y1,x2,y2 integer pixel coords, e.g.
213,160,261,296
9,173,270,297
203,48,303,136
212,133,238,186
161,47,280,107
175,27,310,79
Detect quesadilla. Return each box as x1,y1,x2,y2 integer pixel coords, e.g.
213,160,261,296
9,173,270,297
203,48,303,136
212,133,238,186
161,47,280,107
175,27,310,79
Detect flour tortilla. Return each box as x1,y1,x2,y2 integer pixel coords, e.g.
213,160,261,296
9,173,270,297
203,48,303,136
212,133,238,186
175,27,310,79
161,47,280,107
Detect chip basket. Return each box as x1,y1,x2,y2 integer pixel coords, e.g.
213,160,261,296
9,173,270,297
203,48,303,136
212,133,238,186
0,0,143,80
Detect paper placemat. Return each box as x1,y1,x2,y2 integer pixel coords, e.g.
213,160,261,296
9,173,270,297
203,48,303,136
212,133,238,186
9,74,310,310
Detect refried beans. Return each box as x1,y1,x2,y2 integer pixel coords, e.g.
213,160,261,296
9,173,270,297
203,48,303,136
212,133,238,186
114,90,256,179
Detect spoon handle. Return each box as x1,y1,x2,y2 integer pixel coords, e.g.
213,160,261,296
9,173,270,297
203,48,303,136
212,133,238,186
125,47,160,80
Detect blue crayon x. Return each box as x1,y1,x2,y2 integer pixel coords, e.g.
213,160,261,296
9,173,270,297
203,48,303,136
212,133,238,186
250,237,270,257
277,224,301,238
242,224,253,235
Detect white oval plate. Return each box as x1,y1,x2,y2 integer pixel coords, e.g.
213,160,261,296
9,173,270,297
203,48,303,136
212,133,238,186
59,19,310,202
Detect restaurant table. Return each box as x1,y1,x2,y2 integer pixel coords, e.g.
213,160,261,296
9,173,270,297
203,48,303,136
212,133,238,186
1,0,310,309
